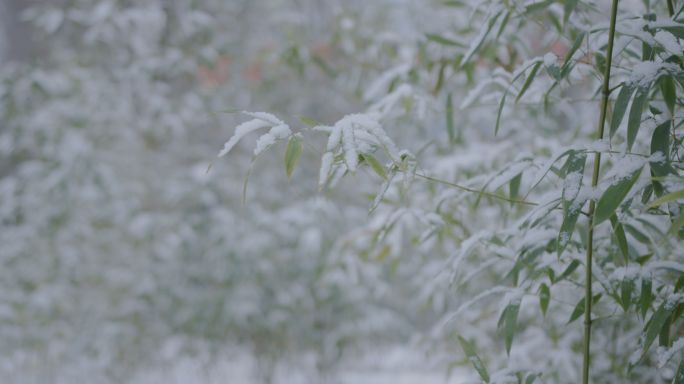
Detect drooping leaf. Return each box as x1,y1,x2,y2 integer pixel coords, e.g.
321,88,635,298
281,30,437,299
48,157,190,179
446,92,455,143
558,259,581,282
621,279,635,312
497,303,520,356
640,278,653,318
525,372,542,384
610,83,635,138
461,10,503,66
673,359,684,384
458,336,490,383
660,75,676,116
667,211,684,237
284,135,303,179
509,173,522,201
495,92,507,136
594,167,643,225
563,0,579,25
650,120,672,181
433,61,447,94
627,86,649,151
361,153,387,180
539,283,550,317
568,294,602,324
557,151,586,256
642,302,673,357
516,61,542,102
562,32,585,67
610,215,629,264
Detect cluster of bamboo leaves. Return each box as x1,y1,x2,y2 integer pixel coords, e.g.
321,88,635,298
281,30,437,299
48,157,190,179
229,0,684,382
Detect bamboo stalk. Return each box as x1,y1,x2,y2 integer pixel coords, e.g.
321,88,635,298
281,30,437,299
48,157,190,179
583,1,620,383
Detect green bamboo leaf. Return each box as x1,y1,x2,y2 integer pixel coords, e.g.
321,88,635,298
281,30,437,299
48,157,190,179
284,135,303,179
667,211,684,237
461,10,503,67
673,359,684,384
458,336,490,383
497,303,520,356
627,87,649,151
557,151,586,256
495,92,507,136
525,0,554,14
568,294,601,324
442,0,465,5
539,283,550,317
299,116,321,127
642,302,673,356
647,189,684,208
496,11,511,39
660,75,676,116
516,61,542,102
610,83,635,138
610,215,629,264
594,167,643,225
361,153,387,180
650,120,672,180
433,61,447,94
509,173,522,201
525,373,541,384
446,93,455,143
425,33,465,47
558,259,581,282
640,279,653,318
563,0,579,25
621,279,635,312
562,32,585,67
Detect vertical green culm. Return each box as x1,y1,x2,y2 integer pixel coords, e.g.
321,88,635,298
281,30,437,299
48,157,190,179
583,1,620,383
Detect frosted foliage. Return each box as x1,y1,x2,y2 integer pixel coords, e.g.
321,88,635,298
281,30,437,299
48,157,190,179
1,0,683,383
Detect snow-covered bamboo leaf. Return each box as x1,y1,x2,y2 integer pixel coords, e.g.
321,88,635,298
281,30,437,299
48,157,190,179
594,167,643,225
650,120,672,180
557,151,586,256
458,335,490,383
461,9,503,67
610,83,635,138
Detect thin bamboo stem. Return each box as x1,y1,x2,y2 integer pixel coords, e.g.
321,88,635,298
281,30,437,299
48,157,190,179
583,0,620,383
